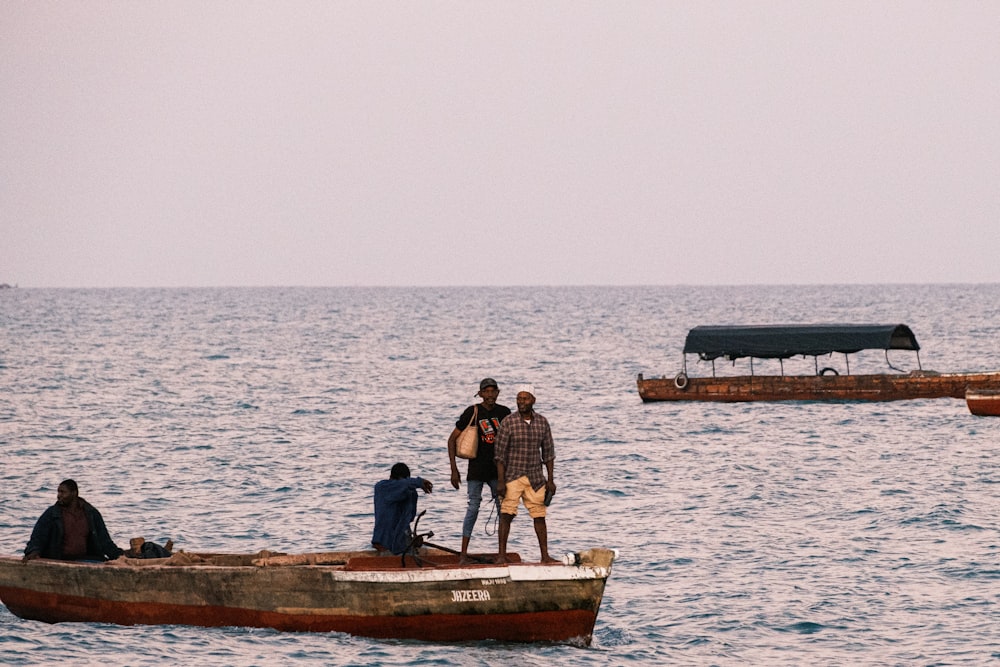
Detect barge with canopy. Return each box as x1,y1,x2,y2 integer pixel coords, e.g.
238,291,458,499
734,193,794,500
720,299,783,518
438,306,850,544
637,323,1000,403
0,546,616,645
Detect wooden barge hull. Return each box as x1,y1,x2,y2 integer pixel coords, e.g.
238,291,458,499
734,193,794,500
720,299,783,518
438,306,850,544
0,548,615,644
966,390,1000,416
637,371,1000,403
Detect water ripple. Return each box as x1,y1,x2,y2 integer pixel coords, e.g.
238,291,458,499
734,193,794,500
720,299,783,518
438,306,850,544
2,285,1000,665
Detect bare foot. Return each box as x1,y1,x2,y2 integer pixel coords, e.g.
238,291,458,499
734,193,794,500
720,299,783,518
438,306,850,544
458,554,470,565
495,554,509,565
541,556,559,564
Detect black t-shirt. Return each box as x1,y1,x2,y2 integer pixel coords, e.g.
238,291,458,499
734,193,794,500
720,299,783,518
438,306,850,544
456,403,511,482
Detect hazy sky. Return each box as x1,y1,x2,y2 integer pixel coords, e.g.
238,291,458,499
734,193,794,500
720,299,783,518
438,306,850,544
3,2,998,287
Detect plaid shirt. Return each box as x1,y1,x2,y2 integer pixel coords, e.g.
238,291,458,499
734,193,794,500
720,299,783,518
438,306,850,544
494,411,555,490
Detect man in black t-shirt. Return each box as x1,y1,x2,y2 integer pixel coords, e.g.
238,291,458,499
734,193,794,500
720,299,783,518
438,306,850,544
447,377,511,563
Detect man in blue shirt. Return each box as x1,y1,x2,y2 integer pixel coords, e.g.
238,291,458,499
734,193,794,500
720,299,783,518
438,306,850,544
371,463,433,555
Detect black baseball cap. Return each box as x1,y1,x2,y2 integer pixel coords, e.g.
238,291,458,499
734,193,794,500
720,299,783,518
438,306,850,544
480,378,499,390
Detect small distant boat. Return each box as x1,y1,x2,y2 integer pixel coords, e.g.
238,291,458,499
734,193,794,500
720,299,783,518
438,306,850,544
965,389,1000,416
0,546,616,645
638,323,1000,403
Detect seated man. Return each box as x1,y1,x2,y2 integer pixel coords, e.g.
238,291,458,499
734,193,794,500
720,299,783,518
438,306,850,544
23,479,124,562
371,463,433,555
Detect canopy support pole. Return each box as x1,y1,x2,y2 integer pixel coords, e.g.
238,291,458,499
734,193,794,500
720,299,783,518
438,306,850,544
884,350,905,373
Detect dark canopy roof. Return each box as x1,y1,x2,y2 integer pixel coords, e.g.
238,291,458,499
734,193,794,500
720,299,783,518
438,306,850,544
683,324,920,361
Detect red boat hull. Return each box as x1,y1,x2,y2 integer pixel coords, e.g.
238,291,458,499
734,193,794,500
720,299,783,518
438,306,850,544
966,390,1000,416
0,586,598,642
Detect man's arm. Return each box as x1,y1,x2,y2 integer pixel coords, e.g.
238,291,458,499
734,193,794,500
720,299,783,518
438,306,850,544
542,417,556,495
447,427,462,489
494,421,508,498
375,478,428,508
88,506,124,560
23,509,53,561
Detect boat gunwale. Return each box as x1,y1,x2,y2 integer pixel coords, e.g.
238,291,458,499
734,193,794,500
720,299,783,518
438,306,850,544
0,548,617,643
636,369,1000,403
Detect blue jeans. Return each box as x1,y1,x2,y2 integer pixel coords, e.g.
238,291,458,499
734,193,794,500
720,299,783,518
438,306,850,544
462,479,499,538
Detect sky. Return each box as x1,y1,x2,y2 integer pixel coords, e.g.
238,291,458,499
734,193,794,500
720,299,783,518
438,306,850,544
2,1,999,288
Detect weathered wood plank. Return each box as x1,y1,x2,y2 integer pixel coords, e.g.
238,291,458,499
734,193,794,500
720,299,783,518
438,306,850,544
0,548,617,644
638,371,1000,403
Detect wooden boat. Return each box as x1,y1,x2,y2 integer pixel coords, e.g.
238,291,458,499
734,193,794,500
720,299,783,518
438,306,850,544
0,546,616,645
965,389,1000,416
638,323,1000,403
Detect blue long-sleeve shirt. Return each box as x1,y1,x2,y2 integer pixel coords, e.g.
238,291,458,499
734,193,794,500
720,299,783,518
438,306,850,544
371,477,426,555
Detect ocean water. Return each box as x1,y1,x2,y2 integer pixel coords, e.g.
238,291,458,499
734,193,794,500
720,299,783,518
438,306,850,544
1,284,999,666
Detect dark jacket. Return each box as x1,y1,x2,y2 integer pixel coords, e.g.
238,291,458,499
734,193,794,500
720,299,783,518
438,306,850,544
371,478,425,555
24,498,124,561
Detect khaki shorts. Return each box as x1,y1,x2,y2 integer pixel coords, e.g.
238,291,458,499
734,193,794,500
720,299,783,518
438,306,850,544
501,476,547,519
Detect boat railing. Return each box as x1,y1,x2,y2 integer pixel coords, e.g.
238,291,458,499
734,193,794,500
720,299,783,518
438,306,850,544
679,347,921,379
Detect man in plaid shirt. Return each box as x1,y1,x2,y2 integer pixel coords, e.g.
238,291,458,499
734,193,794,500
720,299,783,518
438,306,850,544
494,384,557,564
